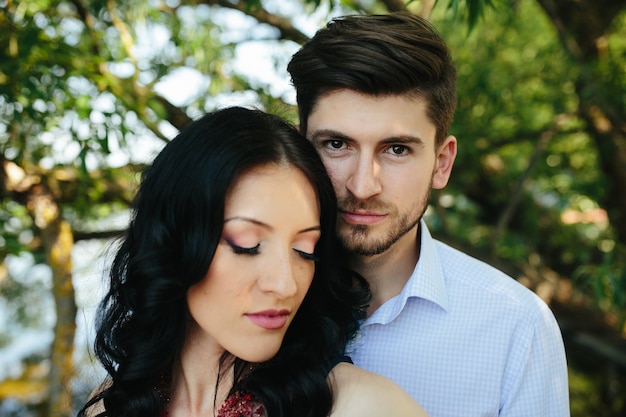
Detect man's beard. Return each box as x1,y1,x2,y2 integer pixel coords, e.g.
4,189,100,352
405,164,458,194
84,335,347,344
337,186,431,257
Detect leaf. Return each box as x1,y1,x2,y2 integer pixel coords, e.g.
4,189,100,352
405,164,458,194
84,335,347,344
438,0,494,30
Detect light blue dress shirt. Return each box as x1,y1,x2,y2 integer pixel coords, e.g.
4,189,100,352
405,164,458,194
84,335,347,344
347,220,570,416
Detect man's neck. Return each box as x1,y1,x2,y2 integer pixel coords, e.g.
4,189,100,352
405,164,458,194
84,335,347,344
350,225,422,316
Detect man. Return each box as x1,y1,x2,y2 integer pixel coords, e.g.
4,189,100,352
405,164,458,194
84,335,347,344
287,12,569,416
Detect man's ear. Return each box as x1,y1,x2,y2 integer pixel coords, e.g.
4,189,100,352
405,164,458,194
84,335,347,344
432,135,457,190
295,124,301,134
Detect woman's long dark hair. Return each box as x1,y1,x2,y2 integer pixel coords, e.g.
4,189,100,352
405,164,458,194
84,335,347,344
78,107,369,417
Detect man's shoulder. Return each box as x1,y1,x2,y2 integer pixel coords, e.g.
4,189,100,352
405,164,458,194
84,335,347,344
433,238,511,279
415,239,564,358
432,239,552,315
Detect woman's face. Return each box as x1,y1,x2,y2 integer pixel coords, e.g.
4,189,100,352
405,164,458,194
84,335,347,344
186,163,321,362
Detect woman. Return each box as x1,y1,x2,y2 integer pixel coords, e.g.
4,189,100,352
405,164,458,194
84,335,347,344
78,107,427,417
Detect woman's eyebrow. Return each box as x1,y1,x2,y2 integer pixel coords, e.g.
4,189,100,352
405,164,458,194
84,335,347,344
298,225,322,234
224,216,270,229
225,217,321,234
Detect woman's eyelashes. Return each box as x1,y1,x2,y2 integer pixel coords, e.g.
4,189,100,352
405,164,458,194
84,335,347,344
226,240,319,262
227,240,260,255
294,249,320,262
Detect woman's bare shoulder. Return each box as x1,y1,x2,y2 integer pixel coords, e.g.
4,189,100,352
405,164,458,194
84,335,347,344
328,363,429,417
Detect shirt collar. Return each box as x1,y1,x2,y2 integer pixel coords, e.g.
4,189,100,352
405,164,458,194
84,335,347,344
405,219,449,312
364,220,449,326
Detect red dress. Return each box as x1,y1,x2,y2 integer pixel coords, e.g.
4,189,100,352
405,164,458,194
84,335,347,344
162,390,265,417
216,390,266,417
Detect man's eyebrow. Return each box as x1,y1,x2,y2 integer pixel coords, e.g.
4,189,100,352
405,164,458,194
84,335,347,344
310,129,425,146
224,217,321,234
381,135,426,147
309,129,351,142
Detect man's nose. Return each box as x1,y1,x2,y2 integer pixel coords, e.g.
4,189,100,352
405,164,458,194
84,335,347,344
345,154,382,200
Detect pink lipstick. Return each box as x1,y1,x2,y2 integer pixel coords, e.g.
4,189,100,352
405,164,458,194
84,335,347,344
246,309,290,330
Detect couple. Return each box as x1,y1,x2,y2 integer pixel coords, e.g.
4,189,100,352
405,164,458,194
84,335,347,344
79,12,569,417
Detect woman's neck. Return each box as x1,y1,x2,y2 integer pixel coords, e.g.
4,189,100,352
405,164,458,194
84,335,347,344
168,325,234,417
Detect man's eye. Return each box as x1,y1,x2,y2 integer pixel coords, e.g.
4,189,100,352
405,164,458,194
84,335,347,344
327,140,344,149
228,241,260,255
388,145,409,155
294,249,320,262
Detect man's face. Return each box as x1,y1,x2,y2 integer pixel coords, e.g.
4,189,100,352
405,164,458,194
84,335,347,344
306,89,456,257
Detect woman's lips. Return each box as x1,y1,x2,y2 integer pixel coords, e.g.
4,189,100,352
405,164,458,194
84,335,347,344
340,211,386,225
246,309,290,330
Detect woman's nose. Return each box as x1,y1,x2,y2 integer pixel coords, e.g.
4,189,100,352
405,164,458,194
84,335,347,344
257,252,298,298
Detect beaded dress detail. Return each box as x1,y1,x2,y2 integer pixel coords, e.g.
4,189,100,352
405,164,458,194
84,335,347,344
216,390,266,417
161,390,265,417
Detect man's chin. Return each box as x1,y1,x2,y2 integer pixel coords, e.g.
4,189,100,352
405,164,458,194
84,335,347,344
340,235,389,257
344,244,389,257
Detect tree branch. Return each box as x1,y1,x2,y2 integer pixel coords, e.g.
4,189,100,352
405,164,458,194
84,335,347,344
197,0,310,43
70,0,192,138
490,114,568,251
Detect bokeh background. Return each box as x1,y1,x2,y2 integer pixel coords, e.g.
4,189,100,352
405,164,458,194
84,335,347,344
1,0,625,415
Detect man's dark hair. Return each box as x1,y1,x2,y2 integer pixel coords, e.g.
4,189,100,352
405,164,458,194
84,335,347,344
288,12,457,146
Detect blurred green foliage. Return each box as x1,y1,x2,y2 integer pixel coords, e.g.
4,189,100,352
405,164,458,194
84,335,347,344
1,0,625,415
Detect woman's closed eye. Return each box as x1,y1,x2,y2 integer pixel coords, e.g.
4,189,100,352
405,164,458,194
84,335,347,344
294,248,319,262
227,240,260,255
226,239,319,261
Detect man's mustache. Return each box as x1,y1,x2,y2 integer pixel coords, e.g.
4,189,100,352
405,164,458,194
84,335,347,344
337,195,392,213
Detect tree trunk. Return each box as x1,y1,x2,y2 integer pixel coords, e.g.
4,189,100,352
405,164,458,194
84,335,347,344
27,184,77,417
45,222,77,417
3,158,78,417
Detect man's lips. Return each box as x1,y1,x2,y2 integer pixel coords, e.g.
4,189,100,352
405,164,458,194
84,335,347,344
340,210,386,225
245,309,290,330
